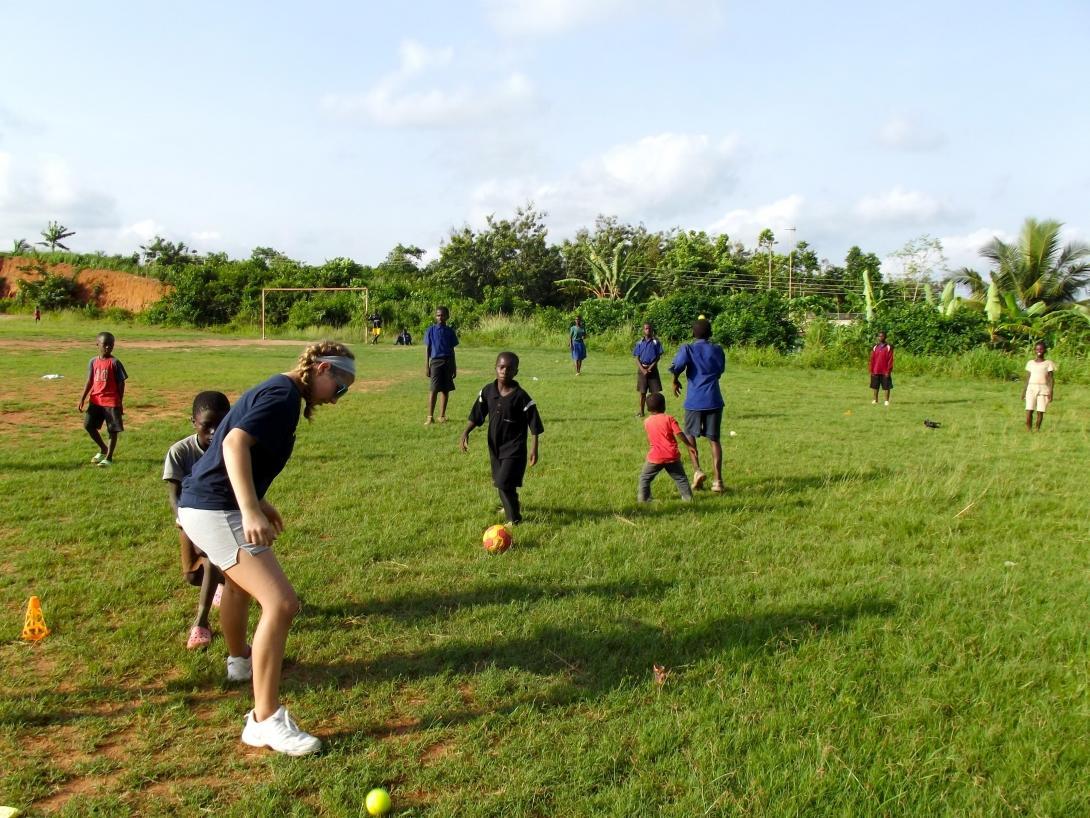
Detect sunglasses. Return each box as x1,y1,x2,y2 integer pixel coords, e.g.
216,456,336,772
328,368,351,398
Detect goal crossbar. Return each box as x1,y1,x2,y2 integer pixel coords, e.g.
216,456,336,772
260,287,369,340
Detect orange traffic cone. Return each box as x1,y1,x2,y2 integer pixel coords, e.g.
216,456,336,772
21,596,50,641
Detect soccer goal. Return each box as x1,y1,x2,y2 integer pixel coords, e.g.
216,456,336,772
260,287,369,340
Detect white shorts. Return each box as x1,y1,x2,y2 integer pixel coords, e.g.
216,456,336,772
1025,384,1051,413
177,508,270,571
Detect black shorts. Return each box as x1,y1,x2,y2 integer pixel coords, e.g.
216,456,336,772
491,455,527,491
636,366,663,394
429,356,456,393
84,403,124,433
870,373,893,390
683,408,722,442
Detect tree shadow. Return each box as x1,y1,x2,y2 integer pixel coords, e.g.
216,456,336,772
295,578,672,629
287,598,896,714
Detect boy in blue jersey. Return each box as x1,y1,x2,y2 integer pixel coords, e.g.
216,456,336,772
669,317,726,493
424,306,459,425
633,321,664,417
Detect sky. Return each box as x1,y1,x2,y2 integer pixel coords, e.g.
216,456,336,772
1,0,1088,277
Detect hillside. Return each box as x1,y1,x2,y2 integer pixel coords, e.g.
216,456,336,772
0,256,170,311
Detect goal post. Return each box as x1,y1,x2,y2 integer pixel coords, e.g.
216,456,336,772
260,286,369,340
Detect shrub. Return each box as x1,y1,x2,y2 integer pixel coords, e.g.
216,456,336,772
873,301,988,355
642,290,726,342
712,290,799,352
574,297,637,336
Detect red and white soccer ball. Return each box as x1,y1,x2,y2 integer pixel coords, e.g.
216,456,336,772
482,524,513,554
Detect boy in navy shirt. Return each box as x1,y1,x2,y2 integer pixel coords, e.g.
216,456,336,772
633,321,664,417
424,305,459,425
460,351,544,525
670,317,726,493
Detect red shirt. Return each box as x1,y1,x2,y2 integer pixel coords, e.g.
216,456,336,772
870,343,894,375
87,356,127,407
644,413,683,464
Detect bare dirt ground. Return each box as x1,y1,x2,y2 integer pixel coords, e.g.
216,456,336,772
0,257,169,311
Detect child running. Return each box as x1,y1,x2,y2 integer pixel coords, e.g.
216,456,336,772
178,341,355,756
638,392,697,503
164,391,231,650
870,330,894,405
424,306,459,425
633,321,664,417
1023,341,1056,431
460,351,544,525
670,317,726,493
78,331,127,467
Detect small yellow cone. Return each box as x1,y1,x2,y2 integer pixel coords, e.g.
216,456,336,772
21,596,50,641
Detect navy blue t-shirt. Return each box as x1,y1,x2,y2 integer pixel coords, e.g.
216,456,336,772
179,374,301,511
424,323,459,358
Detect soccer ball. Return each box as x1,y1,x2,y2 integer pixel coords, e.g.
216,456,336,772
482,524,513,554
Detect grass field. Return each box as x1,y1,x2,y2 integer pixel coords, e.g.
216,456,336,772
1,315,1089,816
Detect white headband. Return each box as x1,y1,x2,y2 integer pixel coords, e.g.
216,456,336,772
317,355,356,376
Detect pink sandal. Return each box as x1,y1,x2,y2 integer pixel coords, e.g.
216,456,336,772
186,625,212,650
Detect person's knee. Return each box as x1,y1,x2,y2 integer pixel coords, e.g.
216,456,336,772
265,589,300,621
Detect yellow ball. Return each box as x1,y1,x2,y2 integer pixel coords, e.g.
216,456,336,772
365,788,391,816
482,523,513,554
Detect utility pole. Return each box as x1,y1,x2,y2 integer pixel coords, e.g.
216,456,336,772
785,227,796,298
766,240,777,289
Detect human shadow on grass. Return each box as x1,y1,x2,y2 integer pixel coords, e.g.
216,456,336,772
295,578,672,630
287,598,896,713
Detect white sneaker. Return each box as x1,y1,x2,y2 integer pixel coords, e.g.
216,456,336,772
871,399,878,405
241,706,322,756
227,651,252,682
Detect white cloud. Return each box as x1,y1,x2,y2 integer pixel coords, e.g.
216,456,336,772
120,219,166,243
707,194,805,245
192,230,221,242
468,132,740,232
939,227,1012,272
854,186,956,225
0,152,119,239
321,39,534,128
877,115,947,152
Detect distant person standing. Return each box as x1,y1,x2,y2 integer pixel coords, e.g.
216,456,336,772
633,321,664,417
34,306,41,322
78,331,127,467
1022,341,1056,431
870,331,894,405
669,318,726,493
424,306,459,425
368,313,383,344
569,315,587,375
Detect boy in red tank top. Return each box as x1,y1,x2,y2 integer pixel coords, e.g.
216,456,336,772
78,331,128,466
638,392,698,502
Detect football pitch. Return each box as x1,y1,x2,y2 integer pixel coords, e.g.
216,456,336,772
1,320,1088,816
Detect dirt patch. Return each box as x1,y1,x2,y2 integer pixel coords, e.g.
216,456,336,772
420,739,455,765
0,257,170,311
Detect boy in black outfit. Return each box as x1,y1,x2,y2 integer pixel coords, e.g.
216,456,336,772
460,351,543,525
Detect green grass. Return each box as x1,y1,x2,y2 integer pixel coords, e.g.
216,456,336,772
2,316,1089,816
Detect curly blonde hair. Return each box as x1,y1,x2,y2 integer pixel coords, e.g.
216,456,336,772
292,340,355,420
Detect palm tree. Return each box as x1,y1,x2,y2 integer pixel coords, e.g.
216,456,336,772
980,218,1090,311
10,238,31,254
37,221,75,252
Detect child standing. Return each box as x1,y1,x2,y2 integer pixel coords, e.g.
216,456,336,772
638,392,697,502
164,391,232,650
460,351,544,525
633,321,664,416
78,331,127,466
1023,341,1056,431
569,315,587,375
870,331,894,405
424,305,459,425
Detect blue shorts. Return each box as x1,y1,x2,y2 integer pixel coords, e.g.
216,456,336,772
571,341,587,361
683,408,723,442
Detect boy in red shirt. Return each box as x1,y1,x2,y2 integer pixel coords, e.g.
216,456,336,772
78,331,128,466
869,330,894,405
638,392,698,502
